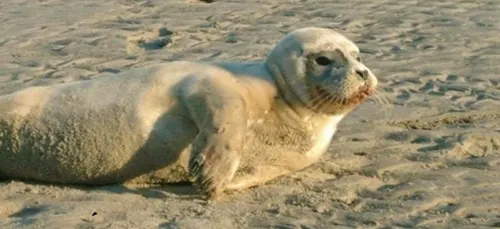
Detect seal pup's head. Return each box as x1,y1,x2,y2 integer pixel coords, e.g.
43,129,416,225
265,27,377,116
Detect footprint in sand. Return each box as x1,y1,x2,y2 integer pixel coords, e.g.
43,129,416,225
126,26,173,54
0,202,45,221
8,205,46,218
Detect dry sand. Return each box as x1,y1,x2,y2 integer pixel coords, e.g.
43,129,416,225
1,0,500,228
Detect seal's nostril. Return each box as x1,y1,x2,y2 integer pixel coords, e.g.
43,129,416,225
355,69,369,79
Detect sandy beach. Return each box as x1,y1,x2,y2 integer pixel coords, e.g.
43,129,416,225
1,0,500,228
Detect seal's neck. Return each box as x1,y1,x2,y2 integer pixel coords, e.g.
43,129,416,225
211,60,337,129
265,61,319,122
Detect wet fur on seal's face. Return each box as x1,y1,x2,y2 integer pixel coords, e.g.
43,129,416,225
266,27,378,115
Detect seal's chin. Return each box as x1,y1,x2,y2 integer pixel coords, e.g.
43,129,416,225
309,84,373,114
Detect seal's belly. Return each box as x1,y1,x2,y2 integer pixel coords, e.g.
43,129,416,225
241,119,314,170
240,114,340,171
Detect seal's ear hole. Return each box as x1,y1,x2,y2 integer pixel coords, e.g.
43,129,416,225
315,56,333,66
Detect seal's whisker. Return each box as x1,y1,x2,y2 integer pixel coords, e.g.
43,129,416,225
368,89,386,105
306,93,321,106
321,94,332,105
306,94,321,106
306,86,330,106
314,92,331,105
310,94,329,110
336,96,346,106
322,94,336,110
373,92,384,105
323,93,335,106
378,90,391,105
310,91,333,111
327,95,337,107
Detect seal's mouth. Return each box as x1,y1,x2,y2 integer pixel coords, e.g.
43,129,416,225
347,86,372,105
310,84,373,112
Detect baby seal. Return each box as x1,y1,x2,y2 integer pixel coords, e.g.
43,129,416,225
0,27,377,200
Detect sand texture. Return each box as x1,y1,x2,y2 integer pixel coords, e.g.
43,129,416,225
1,0,500,228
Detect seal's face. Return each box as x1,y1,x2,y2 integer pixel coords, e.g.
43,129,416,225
267,27,378,115
304,44,376,115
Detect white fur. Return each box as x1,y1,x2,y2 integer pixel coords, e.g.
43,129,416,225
306,114,344,160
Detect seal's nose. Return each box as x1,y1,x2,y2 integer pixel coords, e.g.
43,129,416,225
355,69,369,80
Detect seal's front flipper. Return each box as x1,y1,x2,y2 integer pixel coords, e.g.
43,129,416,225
180,73,247,200
189,126,243,200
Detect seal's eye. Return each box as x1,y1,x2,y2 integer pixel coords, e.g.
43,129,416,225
356,57,361,62
315,56,333,66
